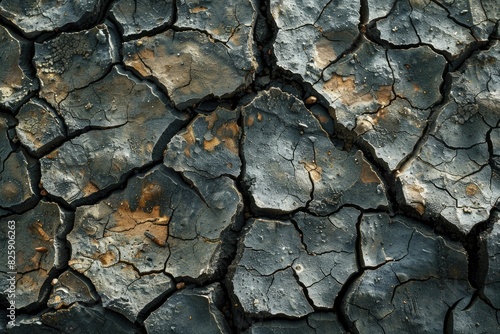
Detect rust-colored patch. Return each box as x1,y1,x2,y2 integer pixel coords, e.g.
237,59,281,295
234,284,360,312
144,231,166,247
323,75,370,105
257,112,263,121
246,115,255,126
182,126,196,158
465,183,480,196
32,221,51,241
138,182,164,209
354,117,374,136
83,181,99,196
203,137,222,151
204,112,219,130
110,202,170,233
98,249,118,267
190,6,208,13
314,37,336,69
216,120,240,155
305,96,317,104
375,85,393,107
317,113,329,125
301,161,323,182
127,48,155,77
403,183,426,215
360,159,380,184
45,149,59,159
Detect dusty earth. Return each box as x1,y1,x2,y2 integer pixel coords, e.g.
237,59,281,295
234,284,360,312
0,0,499,333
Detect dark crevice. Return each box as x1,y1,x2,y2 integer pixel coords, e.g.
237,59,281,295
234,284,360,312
333,212,364,333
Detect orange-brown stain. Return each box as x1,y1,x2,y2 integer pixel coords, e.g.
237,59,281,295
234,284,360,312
216,120,240,155
203,137,222,151
360,159,380,184
110,201,170,234
98,249,118,267
182,126,196,158
257,112,263,121
465,183,479,196
314,37,337,69
83,181,99,196
246,115,255,126
301,161,323,182
190,6,208,13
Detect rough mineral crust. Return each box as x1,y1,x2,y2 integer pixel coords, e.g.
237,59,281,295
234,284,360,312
68,165,242,321
0,25,38,111
34,24,120,107
0,151,38,212
110,0,173,38
40,66,184,204
0,0,103,37
396,42,500,233
271,0,360,84
245,312,345,334
15,98,66,157
242,88,388,214
123,30,254,109
9,303,139,334
369,0,497,59
480,211,500,309
344,213,473,333
164,107,241,178
0,201,72,309
228,208,359,317
47,270,100,310
452,296,500,333
144,283,230,334
307,38,445,172
124,0,257,110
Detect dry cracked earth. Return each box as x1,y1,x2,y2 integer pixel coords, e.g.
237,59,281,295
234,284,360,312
0,0,499,333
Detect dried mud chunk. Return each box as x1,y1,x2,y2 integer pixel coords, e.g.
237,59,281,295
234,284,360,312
373,0,477,59
271,0,360,84
0,116,13,166
34,25,118,106
124,29,254,109
315,37,394,131
0,0,102,37
110,0,173,38
452,297,500,333
228,210,359,316
175,0,256,71
242,88,387,214
480,213,500,309
145,284,230,334
246,312,345,333
47,270,99,309
398,137,494,233
0,201,71,309
355,98,429,172
68,166,241,320
15,99,65,157
387,46,446,109
40,66,183,204
41,303,138,334
292,208,359,308
0,26,38,111
0,151,37,211
228,219,313,317
165,107,241,178
396,43,500,234
344,214,472,333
